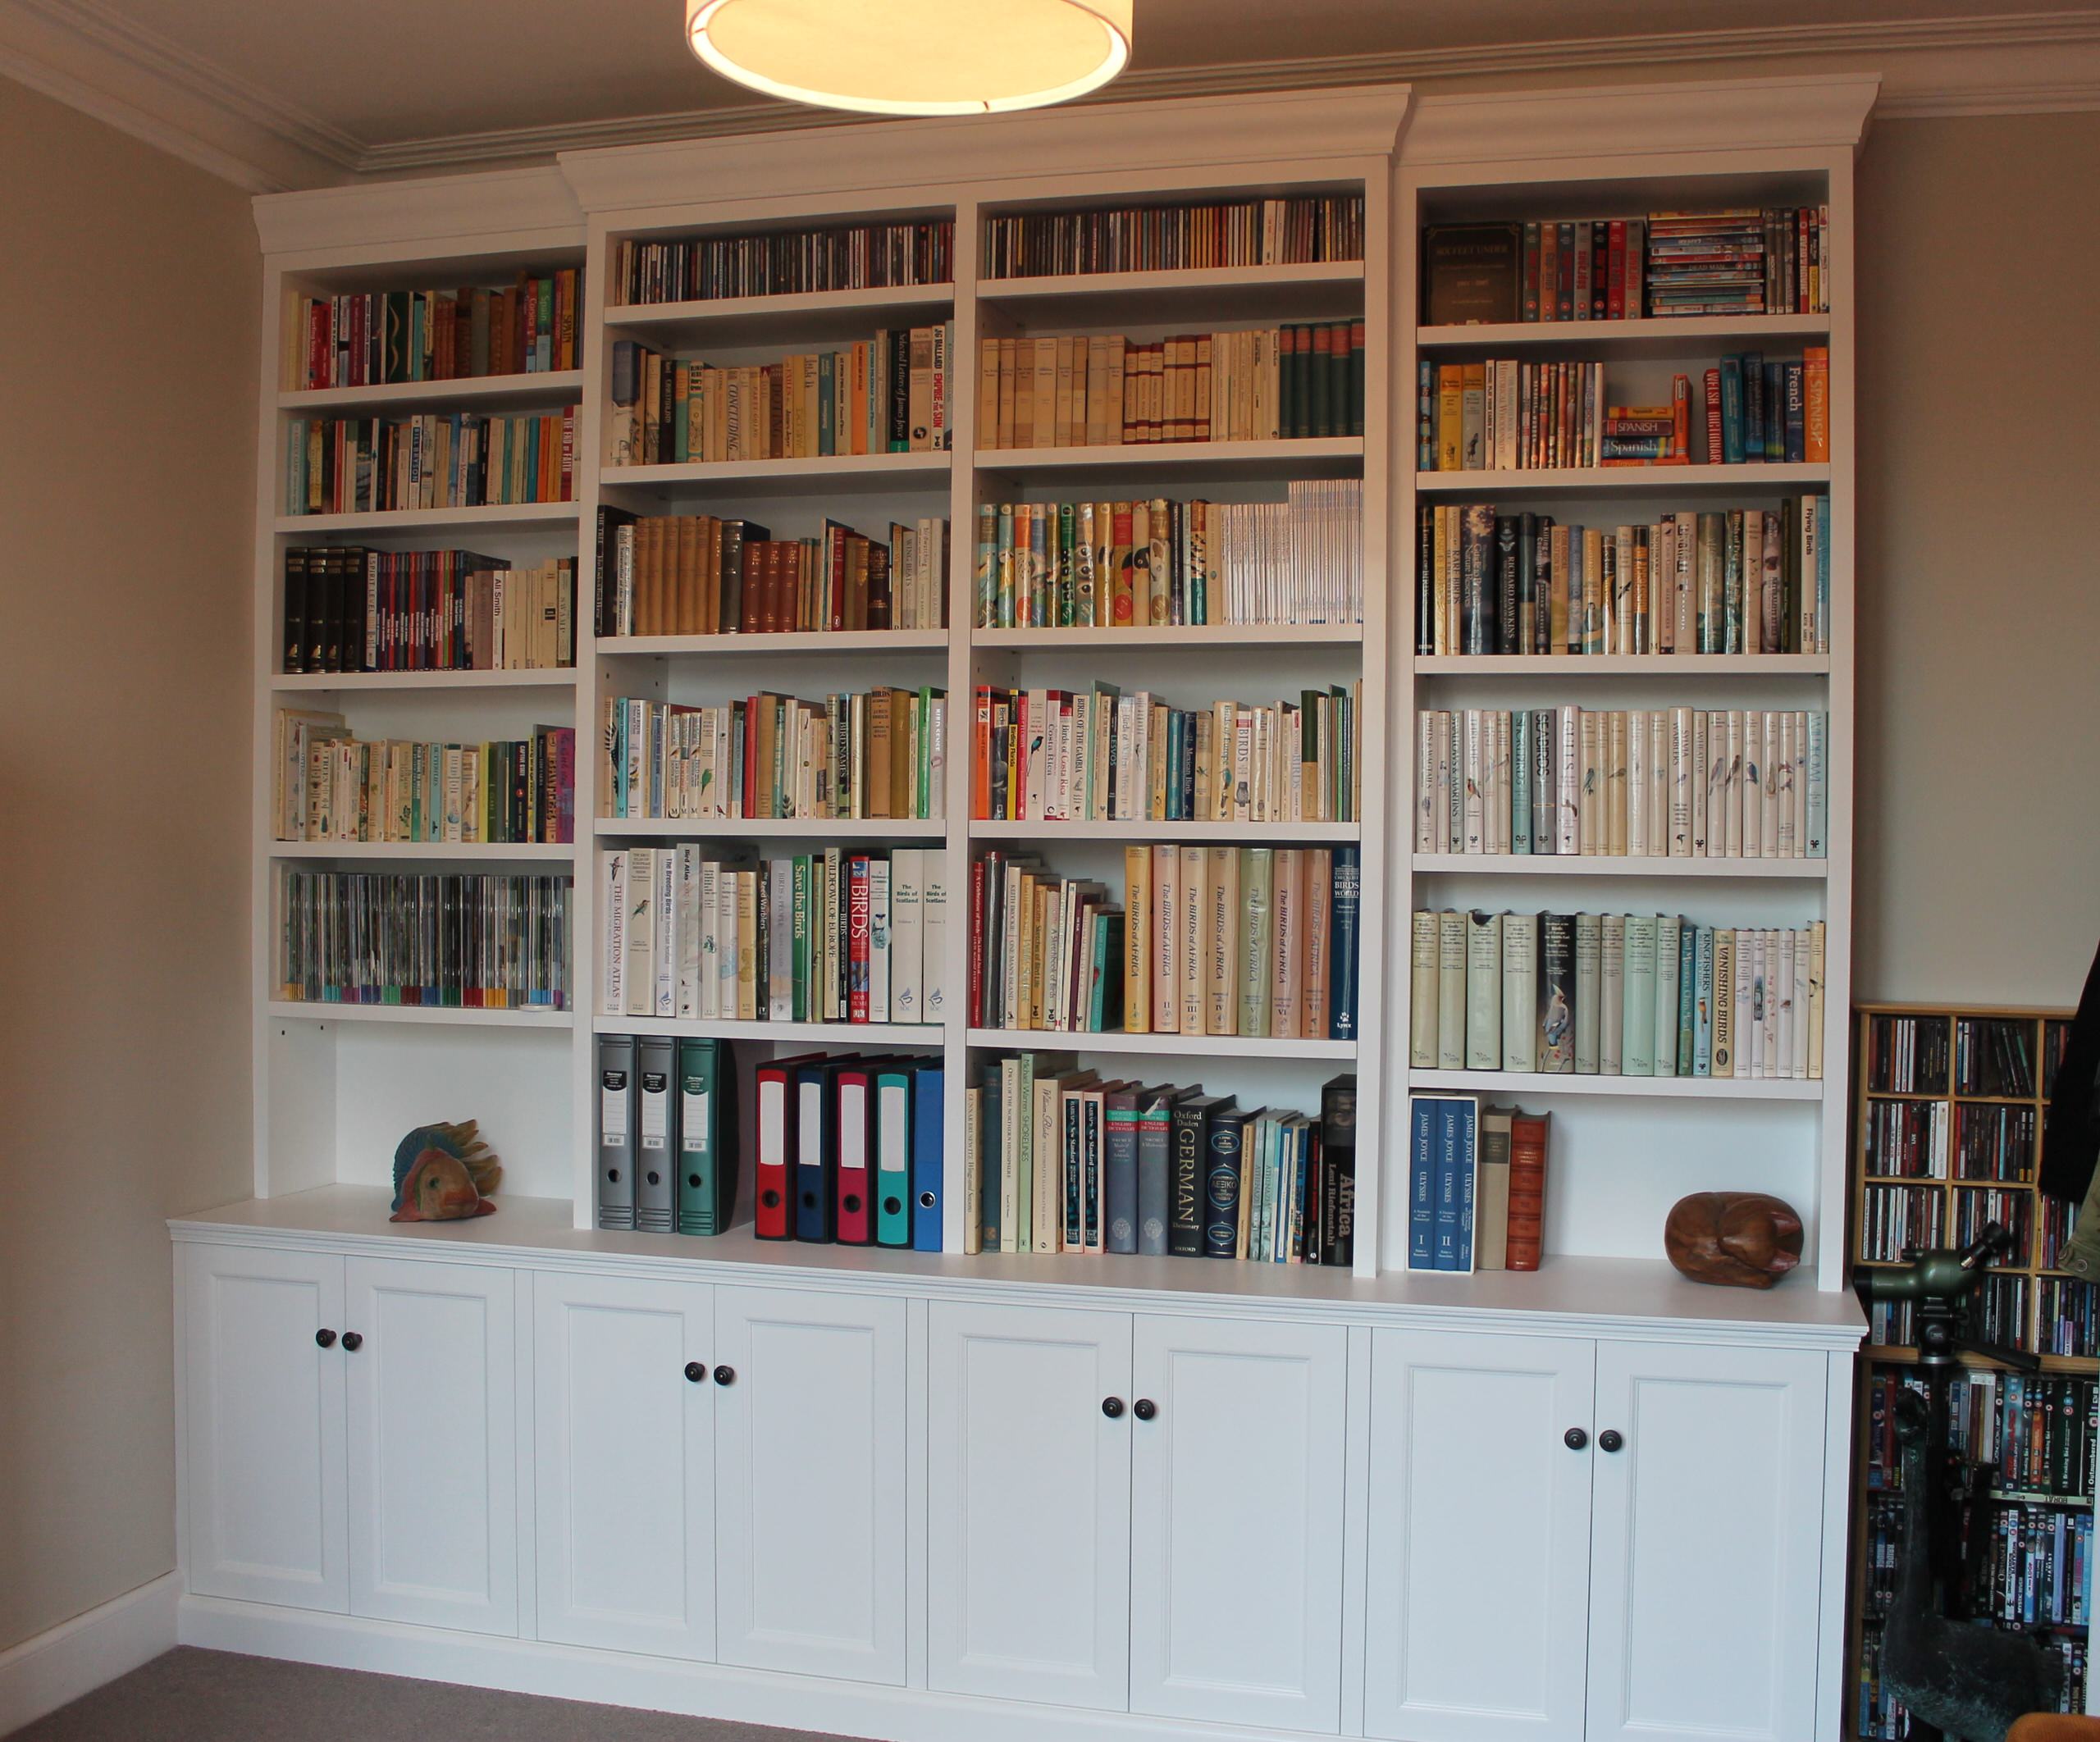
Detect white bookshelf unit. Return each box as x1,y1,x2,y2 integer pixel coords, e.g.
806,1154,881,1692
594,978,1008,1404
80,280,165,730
197,81,1874,1742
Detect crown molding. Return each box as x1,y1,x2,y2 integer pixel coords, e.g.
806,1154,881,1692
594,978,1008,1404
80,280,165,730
555,84,1410,217
251,165,582,260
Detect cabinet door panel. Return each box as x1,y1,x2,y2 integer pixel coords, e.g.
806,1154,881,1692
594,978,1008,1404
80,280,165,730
1364,1329,1595,1742
1586,1340,1827,1742
182,1243,347,1611
345,1256,518,1635
928,1301,1131,1708
1130,1314,1348,1732
533,1270,714,1658
714,1284,906,1685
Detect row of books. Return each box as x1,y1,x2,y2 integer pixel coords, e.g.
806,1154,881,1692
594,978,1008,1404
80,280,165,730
286,272,582,390
1413,705,1828,860
973,684,1360,826
1959,1016,2051,1100
1865,1012,1951,1093
1417,500,1831,657
611,220,955,305
1405,1097,1549,1272
593,1034,742,1235
965,1060,1358,1265
595,508,948,640
1865,1369,2098,1503
982,195,1364,279
281,549,576,675
739,1052,947,1246
973,483,1363,628
1858,1184,1946,1263
599,689,947,823
1419,208,1828,326
1408,910,1828,1080
975,326,1363,449
609,326,954,465
1866,1101,2040,1183
970,845,1362,1041
2039,1278,2100,1358
285,409,576,516
1970,1503,2093,1630
598,846,947,1027
276,870,572,1009
273,712,575,846
1420,351,1829,471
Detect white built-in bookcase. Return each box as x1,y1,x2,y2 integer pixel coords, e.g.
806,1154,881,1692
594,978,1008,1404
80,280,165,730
249,75,1871,1293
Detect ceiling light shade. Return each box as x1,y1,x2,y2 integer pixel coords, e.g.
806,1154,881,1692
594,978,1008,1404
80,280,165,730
687,0,1134,116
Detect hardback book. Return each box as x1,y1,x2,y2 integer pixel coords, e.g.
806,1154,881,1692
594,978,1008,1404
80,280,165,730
1436,909,1468,1069
1476,1106,1513,1271
1465,910,1503,1069
1136,1084,1183,1256
1538,914,1575,1074
1599,913,1626,1074
1573,912,1602,1074
1422,222,1522,326
1318,1074,1357,1267
1431,1094,1478,1272
1410,910,1438,1068
1653,914,1682,1078
1622,913,1658,1077
1170,1093,1231,1256
1505,1109,1550,1271
1204,1103,1258,1258
1500,913,1538,1073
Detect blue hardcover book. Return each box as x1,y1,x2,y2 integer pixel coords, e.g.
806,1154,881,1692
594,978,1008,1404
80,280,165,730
1742,352,1764,459
1408,1098,1436,1270
1719,356,1746,463
911,1063,944,1252
1327,846,1362,1041
1432,1098,1460,1270
1455,1102,1477,1271
1511,709,1532,854
1783,363,1806,463
1203,1103,1254,1259
1677,923,1698,1077
1693,926,1716,1076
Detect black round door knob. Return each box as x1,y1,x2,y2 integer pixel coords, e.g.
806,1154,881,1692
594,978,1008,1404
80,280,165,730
1564,1427,1587,1450
714,1365,735,1386
1598,1429,1625,1453
315,1329,337,1349
1102,1397,1125,1418
684,1361,706,1383
1133,1398,1157,1421
340,1332,363,1352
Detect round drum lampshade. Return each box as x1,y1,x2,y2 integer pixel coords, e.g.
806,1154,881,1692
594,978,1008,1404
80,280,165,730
686,0,1135,116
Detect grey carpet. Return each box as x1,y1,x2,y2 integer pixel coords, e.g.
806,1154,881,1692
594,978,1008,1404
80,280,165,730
10,1648,869,1742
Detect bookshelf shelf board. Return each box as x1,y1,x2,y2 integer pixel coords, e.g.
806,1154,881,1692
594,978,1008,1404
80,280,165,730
1411,853,1826,880
592,817,945,841
975,436,1363,484
269,840,574,862
1414,462,1829,498
1417,313,1830,358
599,453,951,495
1862,1088,1952,1101
968,1027,1355,1060
979,260,1364,325
278,369,583,413
592,1014,945,1046
273,502,581,534
972,819,1359,844
597,631,950,658
1408,1068,1822,1101
271,668,579,692
1413,653,1829,677
602,284,956,346
267,999,573,1029
1865,1345,2098,1376
975,622,1362,650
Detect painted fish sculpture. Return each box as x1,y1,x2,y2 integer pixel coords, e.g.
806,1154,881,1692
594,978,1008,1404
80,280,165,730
389,1120,502,1222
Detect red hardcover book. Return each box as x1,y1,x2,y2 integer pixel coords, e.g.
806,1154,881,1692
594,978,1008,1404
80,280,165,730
967,855,988,1024
742,693,762,819
972,686,993,820
1505,1110,1550,1271
1702,367,1723,465
1606,221,1627,320
847,855,872,1023
834,1061,876,1245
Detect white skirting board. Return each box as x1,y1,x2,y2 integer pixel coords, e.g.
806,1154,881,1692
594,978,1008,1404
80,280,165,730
0,1572,180,1735
179,1594,1323,1742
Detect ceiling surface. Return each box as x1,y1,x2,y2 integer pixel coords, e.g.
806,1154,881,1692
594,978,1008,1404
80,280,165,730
3,0,2098,188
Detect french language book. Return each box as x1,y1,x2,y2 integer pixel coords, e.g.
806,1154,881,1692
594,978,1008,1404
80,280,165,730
614,218,953,303
281,547,573,674
984,195,1363,277
272,712,573,845
285,271,580,389
285,408,574,514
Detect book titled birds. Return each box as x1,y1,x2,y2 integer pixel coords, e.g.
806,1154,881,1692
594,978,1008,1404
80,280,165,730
1409,909,1826,1082
598,846,946,1028
613,218,953,303
975,685,1358,826
976,326,1362,449
281,547,575,674
609,326,956,464
277,870,571,1010
595,509,947,639
975,484,1362,628
285,409,575,515
599,690,945,823
1415,705,1827,860
965,1060,1357,1265
1404,1097,1550,1273
273,710,574,845
970,845,1359,1042
1418,499,1830,656
983,194,1363,277
285,271,581,389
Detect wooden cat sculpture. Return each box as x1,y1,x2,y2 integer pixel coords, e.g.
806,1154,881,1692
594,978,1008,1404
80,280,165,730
1664,1191,1802,1288
389,1120,503,1222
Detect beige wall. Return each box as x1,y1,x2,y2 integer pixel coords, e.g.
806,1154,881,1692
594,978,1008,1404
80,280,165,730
1854,112,2100,1007
0,80,258,1649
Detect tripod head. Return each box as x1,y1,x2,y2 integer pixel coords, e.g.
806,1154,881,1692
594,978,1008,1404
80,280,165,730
1851,1223,2041,1372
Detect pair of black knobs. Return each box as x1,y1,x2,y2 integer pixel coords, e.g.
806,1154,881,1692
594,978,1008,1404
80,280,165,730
685,1362,737,1385
1099,1398,1157,1421
314,1329,359,1350
1562,1427,1625,1452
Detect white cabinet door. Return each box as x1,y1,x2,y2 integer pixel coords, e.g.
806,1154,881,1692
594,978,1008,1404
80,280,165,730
1585,1340,1828,1742
532,1270,714,1659
344,1256,518,1635
927,1301,1132,1709
181,1243,347,1611
713,1284,907,1685
1363,1328,1596,1742
1129,1313,1349,1733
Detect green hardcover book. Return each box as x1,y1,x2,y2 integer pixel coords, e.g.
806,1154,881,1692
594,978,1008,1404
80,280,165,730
818,350,836,457
1238,846,1276,1038
791,855,811,1020
1623,913,1659,1076
1327,322,1350,441
536,276,554,372
676,1036,737,1235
